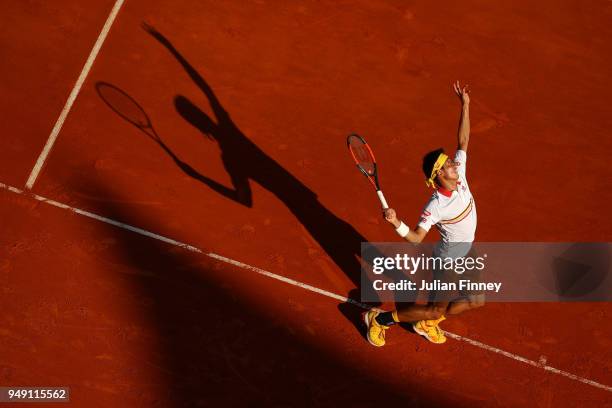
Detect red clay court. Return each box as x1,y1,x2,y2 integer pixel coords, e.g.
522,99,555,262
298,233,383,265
1,1,611,406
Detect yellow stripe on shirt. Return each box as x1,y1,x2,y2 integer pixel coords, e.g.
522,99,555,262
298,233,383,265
439,198,473,225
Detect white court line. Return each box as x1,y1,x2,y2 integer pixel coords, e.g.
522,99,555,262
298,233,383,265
25,0,126,190
0,181,610,394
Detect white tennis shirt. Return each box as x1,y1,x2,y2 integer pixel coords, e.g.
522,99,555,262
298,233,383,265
417,150,477,256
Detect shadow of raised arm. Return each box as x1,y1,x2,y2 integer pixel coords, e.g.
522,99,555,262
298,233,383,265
142,22,229,125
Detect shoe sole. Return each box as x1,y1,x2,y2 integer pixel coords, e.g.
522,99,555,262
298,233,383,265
363,312,384,347
412,322,447,344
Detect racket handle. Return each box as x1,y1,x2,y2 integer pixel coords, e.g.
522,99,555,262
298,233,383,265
376,190,389,210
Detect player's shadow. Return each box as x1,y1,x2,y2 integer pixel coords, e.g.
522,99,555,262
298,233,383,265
140,24,378,331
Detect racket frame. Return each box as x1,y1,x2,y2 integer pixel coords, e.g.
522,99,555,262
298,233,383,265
346,133,389,209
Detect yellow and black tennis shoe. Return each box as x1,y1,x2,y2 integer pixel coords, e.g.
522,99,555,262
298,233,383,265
413,316,447,344
364,310,389,347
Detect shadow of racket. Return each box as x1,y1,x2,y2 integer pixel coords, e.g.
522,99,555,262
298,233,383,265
95,81,233,190
95,81,164,145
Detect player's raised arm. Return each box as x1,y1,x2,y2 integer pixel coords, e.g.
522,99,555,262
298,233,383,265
383,208,428,243
454,81,470,152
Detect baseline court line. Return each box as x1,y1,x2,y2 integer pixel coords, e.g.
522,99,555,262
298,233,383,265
25,0,126,190
0,181,610,394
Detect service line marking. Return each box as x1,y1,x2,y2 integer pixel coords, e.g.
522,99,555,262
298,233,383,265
0,181,610,394
25,0,126,190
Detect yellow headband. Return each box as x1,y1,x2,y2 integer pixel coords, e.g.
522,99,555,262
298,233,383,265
425,153,449,188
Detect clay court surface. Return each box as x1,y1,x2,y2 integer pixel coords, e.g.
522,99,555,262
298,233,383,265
1,1,611,406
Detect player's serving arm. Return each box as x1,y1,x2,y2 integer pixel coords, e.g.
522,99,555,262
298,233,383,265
384,81,470,243
364,81,483,347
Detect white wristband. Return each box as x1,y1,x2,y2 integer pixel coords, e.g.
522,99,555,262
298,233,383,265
395,221,410,238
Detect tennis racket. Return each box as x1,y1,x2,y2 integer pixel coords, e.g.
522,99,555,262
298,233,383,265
346,133,389,209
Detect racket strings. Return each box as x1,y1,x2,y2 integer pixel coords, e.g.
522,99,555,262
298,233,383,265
349,139,375,175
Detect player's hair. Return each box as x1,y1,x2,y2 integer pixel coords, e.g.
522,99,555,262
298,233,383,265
422,148,445,181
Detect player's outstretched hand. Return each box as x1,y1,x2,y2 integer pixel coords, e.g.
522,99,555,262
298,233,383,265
453,80,470,105
383,208,398,225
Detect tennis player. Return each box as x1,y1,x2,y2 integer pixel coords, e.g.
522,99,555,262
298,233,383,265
364,81,484,346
